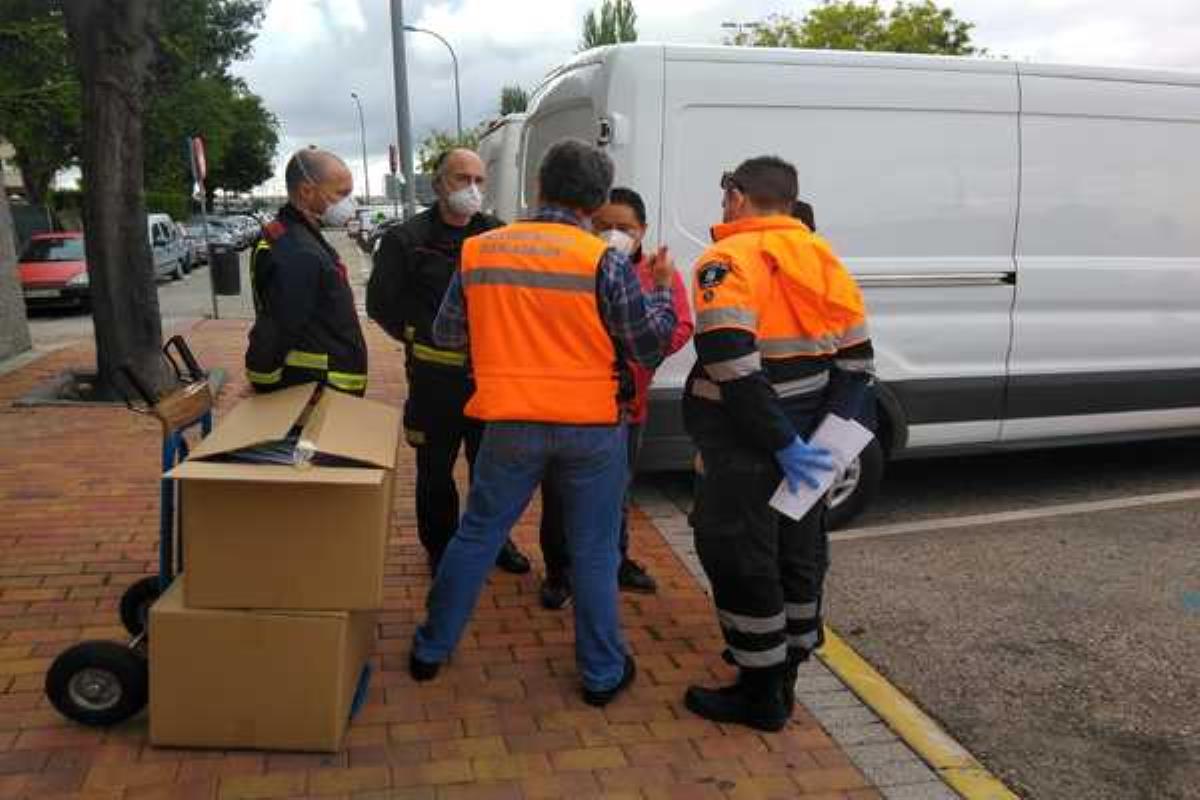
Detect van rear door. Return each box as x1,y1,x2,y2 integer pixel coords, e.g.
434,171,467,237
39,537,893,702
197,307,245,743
1005,68,1200,442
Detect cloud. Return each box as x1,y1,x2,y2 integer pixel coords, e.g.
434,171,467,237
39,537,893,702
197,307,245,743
232,0,1200,196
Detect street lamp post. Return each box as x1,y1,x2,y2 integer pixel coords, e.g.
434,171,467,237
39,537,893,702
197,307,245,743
403,25,462,138
721,20,762,42
350,92,370,207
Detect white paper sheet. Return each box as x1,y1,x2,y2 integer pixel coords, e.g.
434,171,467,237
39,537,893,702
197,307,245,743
769,415,875,521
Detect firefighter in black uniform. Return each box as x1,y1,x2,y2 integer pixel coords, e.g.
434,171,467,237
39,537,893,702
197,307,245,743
246,148,368,396
367,148,530,574
683,157,876,732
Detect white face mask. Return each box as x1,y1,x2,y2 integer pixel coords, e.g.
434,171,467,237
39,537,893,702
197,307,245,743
599,228,636,257
320,194,357,227
446,184,483,217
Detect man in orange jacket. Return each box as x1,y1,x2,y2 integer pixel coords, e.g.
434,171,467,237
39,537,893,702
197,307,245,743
683,156,876,731
409,140,678,707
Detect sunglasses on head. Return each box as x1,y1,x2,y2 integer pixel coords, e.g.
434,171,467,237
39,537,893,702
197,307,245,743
720,172,744,193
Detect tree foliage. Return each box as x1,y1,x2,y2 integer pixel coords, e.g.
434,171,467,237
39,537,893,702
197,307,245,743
0,0,276,204
727,1,981,56
417,125,493,174
0,2,80,204
500,84,529,115
580,0,637,51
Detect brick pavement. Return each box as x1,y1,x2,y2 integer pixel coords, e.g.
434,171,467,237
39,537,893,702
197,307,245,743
0,318,882,799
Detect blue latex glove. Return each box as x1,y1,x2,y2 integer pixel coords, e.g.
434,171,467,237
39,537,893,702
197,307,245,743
774,436,835,492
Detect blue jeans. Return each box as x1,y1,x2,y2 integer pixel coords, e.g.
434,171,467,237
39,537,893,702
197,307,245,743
413,422,629,691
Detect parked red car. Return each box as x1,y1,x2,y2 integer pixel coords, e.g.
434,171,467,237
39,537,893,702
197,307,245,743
18,232,89,309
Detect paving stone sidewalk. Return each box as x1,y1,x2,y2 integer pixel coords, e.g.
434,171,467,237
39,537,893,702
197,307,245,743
1,318,890,800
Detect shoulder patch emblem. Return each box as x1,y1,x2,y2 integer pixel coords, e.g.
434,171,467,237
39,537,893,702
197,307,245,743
697,262,729,290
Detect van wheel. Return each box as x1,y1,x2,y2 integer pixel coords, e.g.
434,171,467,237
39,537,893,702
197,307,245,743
172,260,185,281
824,438,884,531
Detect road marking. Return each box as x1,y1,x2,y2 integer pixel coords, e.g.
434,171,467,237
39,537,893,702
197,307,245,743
820,629,1021,800
834,488,1200,542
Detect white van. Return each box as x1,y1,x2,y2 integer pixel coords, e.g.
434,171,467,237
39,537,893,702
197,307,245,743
516,43,1200,527
477,113,527,223
148,213,188,281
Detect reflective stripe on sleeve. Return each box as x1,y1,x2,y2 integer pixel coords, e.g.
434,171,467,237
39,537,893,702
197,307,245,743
328,371,368,392
773,372,830,398
696,306,758,332
704,351,762,382
285,350,330,371
412,343,467,367
246,367,283,385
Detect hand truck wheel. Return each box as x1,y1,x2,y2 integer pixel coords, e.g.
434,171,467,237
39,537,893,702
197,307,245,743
44,641,148,727
119,576,163,638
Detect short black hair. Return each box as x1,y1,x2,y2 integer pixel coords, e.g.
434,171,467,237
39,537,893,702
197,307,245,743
608,187,646,225
730,155,798,213
538,139,613,213
792,199,816,231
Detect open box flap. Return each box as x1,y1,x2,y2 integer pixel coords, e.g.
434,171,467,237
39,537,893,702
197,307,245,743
188,383,318,461
300,389,401,469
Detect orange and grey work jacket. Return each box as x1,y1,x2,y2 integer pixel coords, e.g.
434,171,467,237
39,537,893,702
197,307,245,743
683,214,876,453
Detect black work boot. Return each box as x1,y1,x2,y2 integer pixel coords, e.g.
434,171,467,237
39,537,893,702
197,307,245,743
782,649,810,717
495,538,531,574
684,665,789,732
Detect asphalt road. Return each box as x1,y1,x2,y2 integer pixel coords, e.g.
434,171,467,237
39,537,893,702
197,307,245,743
643,439,1200,800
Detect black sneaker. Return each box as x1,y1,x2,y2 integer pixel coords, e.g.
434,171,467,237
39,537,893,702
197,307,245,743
539,575,572,610
582,655,637,707
618,558,657,594
495,539,532,574
409,652,440,682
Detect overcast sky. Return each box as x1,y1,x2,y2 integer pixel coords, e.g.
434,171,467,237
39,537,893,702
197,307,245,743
231,0,1200,195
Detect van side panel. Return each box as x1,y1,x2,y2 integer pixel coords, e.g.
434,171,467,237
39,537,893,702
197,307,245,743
1005,74,1200,441
657,56,1019,452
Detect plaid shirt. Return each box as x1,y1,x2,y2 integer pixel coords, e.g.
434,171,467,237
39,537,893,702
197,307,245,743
432,205,676,368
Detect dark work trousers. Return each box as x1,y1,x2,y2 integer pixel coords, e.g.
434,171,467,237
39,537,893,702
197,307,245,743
540,423,643,580
406,367,482,562
690,443,828,669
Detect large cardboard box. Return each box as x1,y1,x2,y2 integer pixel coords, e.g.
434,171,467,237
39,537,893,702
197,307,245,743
168,383,401,610
149,577,377,752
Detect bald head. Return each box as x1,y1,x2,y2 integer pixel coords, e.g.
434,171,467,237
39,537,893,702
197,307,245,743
285,148,350,199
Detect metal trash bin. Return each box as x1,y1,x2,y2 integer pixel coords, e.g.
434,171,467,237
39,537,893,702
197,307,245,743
210,249,240,296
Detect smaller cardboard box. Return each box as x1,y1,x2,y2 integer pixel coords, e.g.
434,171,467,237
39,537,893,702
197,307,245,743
149,577,376,752
168,383,400,610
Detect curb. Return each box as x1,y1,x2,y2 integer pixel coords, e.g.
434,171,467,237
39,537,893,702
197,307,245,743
819,628,1021,800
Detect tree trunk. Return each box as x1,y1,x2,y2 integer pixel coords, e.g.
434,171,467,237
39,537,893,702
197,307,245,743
15,152,54,208
0,188,33,362
62,0,168,398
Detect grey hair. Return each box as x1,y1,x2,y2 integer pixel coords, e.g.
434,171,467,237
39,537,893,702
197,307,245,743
537,139,613,214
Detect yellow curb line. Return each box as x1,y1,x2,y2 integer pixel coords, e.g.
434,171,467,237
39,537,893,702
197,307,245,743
818,627,1021,800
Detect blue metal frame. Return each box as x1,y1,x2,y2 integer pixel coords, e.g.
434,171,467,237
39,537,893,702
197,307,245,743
158,411,213,592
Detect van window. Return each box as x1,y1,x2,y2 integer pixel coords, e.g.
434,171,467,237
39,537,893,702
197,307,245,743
521,101,596,212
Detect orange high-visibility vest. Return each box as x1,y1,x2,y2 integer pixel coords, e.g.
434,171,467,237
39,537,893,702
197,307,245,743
460,221,619,424
692,215,868,357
